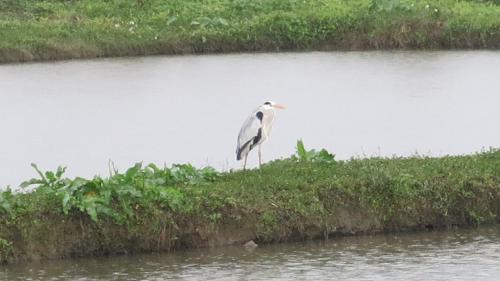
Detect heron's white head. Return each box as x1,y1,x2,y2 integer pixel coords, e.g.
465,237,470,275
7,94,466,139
263,101,286,110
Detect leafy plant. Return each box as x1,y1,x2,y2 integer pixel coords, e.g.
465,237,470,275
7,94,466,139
19,162,220,223
294,139,336,164
20,163,68,190
0,189,14,216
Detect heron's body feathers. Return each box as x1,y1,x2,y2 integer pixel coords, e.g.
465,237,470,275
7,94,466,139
236,105,275,161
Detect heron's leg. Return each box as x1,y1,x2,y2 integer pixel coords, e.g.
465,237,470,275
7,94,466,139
258,145,262,168
243,154,248,171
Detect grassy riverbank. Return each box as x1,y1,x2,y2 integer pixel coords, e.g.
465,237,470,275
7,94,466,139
1,0,500,63
1,144,500,264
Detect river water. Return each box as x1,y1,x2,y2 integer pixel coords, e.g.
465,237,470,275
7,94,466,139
1,51,500,188
2,225,500,280
1,51,500,278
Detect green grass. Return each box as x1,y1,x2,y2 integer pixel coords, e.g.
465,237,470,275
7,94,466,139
0,0,499,63
1,141,500,264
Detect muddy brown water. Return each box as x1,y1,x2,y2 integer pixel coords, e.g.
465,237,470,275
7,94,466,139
1,51,500,188
1,225,500,280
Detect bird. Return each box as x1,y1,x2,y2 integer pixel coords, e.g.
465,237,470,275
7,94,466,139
236,101,286,170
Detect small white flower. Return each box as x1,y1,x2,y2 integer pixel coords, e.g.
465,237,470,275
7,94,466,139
434,8,438,12
425,4,430,9
114,24,120,28
154,35,159,40
129,21,135,25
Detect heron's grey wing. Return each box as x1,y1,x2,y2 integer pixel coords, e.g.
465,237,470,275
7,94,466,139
236,114,261,160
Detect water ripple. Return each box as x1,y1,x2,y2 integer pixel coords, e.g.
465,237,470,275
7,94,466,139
2,225,500,281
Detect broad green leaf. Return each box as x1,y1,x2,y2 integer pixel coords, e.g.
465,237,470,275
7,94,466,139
296,139,307,160
62,192,71,214
31,163,47,183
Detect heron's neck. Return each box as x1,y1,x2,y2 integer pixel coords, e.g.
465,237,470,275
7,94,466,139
261,109,275,136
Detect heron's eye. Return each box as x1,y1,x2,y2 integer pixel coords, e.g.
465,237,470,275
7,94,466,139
264,102,272,105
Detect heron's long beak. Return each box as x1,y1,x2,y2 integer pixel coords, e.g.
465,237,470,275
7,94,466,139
273,104,287,109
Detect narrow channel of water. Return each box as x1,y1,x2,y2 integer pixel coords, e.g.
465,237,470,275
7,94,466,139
2,225,500,280
1,51,500,188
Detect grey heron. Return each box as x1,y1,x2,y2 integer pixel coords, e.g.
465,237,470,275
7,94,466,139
236,101,286,170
